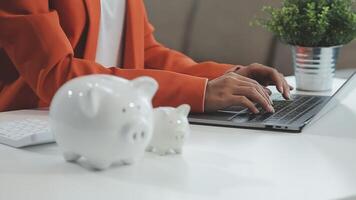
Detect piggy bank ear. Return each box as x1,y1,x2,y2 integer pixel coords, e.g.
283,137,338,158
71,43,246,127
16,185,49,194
177,104,191,116
131,77,158,100
79,88,101,118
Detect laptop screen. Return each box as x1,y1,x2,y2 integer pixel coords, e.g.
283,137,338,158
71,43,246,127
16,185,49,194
311,72,356,123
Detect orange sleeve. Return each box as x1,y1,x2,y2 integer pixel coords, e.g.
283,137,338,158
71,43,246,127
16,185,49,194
0,3,207,112
141,1,241,80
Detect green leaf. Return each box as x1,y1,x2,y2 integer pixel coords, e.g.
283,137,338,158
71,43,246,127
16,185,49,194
252,0,356,46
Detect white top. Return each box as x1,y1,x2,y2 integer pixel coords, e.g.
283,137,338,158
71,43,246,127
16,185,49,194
95,0,126,67
1,77,356,200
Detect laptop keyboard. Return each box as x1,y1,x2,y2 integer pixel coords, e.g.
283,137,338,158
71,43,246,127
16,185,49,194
249,95,325,124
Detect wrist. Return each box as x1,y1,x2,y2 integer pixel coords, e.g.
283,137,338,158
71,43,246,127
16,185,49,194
225,65,245,74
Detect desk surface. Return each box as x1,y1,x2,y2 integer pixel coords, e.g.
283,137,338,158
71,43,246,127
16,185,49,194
1,77,356,200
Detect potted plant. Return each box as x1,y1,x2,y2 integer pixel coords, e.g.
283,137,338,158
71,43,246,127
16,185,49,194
254,0,356,91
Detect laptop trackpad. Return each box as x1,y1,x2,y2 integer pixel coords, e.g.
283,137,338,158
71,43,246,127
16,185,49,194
189,112,237,121
189,110,254,123
219,106,254,123
231,112,257,123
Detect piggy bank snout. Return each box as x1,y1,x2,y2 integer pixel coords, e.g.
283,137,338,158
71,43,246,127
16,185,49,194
121,120,151,144
175,134,185,141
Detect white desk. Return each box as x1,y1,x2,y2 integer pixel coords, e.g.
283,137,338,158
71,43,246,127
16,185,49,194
1,77,356,200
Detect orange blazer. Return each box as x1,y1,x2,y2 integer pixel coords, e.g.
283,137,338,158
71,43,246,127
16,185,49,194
0,0,236,113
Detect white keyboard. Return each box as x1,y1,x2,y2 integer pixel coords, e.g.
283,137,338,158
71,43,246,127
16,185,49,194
0,118,55,148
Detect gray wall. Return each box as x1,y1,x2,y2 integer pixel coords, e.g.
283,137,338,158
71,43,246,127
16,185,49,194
145,0,356,76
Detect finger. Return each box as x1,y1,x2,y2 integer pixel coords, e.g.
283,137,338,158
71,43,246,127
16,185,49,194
246,64,291,98
248,63,275,85
233,77,273,105
254,65,294,92
229,73,273,105
228,96,259,114
264,87,272,95
279,73,291,100
269,69,286,95
237,75,271,96
233,87,274,113
249,81,273,105
263,87,273,105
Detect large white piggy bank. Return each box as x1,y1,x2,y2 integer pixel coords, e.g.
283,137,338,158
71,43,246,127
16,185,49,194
146,104,191,155
49,75,158,170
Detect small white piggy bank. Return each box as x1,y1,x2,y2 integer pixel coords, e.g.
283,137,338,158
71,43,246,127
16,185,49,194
49,75,158,170
147,104,191,155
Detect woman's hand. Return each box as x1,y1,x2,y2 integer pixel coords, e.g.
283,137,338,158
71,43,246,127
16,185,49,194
235,63,293,99
204,72,275,113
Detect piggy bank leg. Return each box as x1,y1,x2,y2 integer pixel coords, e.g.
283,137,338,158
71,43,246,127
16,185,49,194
174,147,183,154
146,145,154,152
122,158,137,165
86,158,112,170
155,148,169,156
63,152,81,162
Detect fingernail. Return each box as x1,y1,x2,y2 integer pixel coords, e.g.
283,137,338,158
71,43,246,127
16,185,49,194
279,86,284,93
269,97,274,105
269,105,275,113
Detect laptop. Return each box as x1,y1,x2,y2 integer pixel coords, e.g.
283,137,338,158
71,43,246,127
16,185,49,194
189,72,356,133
